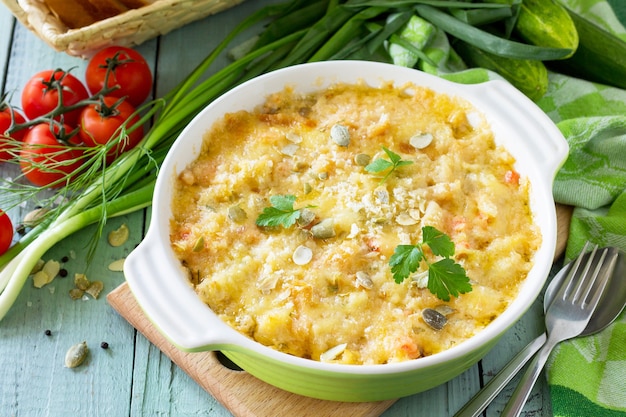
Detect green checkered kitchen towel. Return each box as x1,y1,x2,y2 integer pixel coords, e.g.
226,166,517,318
538,1,626,414
540,74,626,416
388,1,626,415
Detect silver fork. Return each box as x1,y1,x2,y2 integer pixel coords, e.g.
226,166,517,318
501,243,612,416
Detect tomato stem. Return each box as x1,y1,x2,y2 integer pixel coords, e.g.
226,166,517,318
6,85,120,134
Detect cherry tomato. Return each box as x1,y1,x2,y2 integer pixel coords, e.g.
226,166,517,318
20,123,85,188
85,46,153,107
0,209,13,256
0,106,27,162
79,96,144,164
21,69,89,126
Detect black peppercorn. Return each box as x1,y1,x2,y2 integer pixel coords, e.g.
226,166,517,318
100,342,109,349
44,329,52,336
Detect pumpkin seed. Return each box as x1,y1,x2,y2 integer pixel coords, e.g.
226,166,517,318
354,153,371,166
297,208,316,227
292,245,313,265
396,213,418,226
355,271,374,289
42,259,60,278
192,236,205,252
330,124,350,147
409,208,422,220
23,208,48,227
85,281,104,299
227,206,247,223
65,341,89,368
257,274,280,293
108,223,129,247
422,308,447,330
281,143,299,156
32,271,50,289
108,258,125,272
434,304,455,316
69,288,84,300
320,343,347,362
411,270,429,288
74,273,91,291
410,133,433,149
286,132,302,143
311,218,335,239
33,260,61,288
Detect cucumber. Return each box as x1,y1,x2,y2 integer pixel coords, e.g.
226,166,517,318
455,41,549,101
485,0,578,58
515,0,579,58
549,4,626,89
388,15,435,68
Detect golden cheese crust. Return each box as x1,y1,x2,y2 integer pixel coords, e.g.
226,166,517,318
169,81,541,365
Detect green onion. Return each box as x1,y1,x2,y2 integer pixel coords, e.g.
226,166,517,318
415,4,573,60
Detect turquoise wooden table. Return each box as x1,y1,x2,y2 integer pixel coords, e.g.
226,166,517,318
0,1,556,415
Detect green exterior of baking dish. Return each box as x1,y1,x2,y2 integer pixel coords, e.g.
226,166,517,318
221,337,499,402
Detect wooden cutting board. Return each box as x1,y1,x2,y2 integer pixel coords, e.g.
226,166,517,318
106,204,572,417
107,283,396,417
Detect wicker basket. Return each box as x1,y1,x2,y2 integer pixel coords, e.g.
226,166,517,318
3,0,246,58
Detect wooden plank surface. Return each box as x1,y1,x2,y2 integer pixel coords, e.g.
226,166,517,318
0,1,564,415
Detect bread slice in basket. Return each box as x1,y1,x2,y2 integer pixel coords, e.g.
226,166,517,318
43,0,152,29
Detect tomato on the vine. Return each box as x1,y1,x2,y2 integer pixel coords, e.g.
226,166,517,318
0,105,27,162
0,209,13,256
79,96,144,163
21,69,89,126
85,46,153,107
20,123,85,188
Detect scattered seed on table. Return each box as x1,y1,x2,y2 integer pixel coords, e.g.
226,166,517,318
44,329,52,336
64,341,89,368
100,342,109,349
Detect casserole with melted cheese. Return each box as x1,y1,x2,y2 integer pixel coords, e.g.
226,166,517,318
169,81,541,365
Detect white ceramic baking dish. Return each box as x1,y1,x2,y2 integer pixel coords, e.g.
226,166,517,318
124,60,568,402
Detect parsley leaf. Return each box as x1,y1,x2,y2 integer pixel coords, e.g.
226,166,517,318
365,146,413,183
256,195,302,228
389,245,424,283
388,226,472,301
428,258,472,302
364,158,393,173
422,225,455,257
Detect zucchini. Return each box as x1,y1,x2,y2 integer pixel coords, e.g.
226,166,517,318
549,4,626,89
455,41,548,101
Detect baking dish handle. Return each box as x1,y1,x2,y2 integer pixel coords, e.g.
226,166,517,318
467,80,569,178
124,230,236,351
